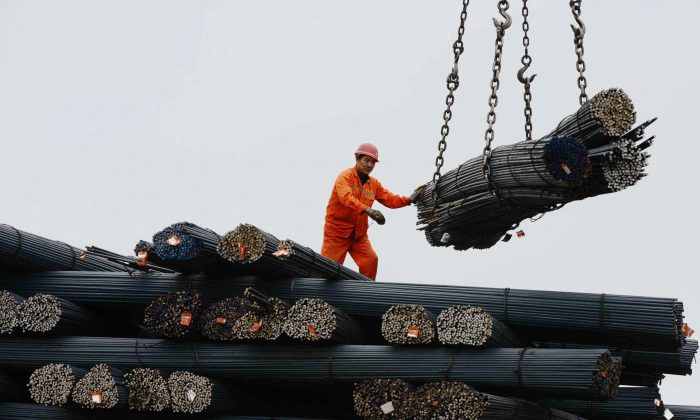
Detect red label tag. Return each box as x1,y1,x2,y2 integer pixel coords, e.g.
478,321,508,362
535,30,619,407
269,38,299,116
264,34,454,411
136,251,148,267
273,245,290,258
180,312,192,326
600,370,608,378
516,230,525,238
682,323,695,338
79,252,87,261
407,326,420,338
215,317,227,325
238,243,246,261
251,320,262,332
166,235,181,246
307,323,318,338
561,163,572,175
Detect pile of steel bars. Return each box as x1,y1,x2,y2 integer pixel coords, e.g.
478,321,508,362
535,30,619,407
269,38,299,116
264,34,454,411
0,224,128,272
283,298,365,343
217,223,368,281
123,368,171,412
143,290,204,339
0,290,24,334
381,304,436,345
151,222,233,274
0,337,620,399
16,293,101,334
70,364,128,410
664,405,700,419
414,88,656,251
537,386,663,419
437,305,524,347
2,272,685,349
28,364,85,406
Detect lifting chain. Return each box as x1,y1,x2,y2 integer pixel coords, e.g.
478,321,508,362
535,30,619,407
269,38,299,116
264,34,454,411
482,0,512,199
518,0,536,141
570,0,588,105
432,0,471,206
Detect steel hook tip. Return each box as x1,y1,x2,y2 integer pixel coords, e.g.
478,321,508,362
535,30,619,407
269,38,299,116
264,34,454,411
517,66,537,84
492,8,512,30
570,15,586,37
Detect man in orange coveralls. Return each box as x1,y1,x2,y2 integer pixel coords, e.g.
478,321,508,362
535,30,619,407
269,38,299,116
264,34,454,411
321,143,422,280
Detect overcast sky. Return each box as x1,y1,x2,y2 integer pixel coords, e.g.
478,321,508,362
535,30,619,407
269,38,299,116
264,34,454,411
1,0,698,404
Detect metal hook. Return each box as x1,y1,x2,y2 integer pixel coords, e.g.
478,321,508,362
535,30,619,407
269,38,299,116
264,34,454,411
570,13,586,37
492,2,512,30
517,65,537,84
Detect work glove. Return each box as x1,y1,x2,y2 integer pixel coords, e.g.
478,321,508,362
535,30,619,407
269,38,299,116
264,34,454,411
364,208,386,225
409,185,426,204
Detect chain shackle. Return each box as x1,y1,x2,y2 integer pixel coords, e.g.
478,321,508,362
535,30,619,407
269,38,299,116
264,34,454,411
569,0,588,105
482,0,511,199
431,0,471,206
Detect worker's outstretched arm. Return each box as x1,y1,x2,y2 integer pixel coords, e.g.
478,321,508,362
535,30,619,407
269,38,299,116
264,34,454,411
375,181,412,209
334,172,368,213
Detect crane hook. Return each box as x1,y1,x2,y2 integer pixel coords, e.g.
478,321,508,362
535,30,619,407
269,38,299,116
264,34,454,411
570,13,586,38
492,1,512,30
517,65,537,85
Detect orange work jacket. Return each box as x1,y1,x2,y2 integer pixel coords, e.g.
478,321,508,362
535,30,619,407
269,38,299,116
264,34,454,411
324,167,412,240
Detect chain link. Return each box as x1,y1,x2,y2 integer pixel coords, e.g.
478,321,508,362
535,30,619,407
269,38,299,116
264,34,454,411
432,0,470,206
520,0,534,141
570,0,588,105
482,0,511,199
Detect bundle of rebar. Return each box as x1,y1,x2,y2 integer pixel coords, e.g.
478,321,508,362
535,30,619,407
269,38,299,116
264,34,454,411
134,240,176,272
143,289,203,338
381,305,436,345
0,224,128,272
85,245,174,273
238,288,290,340
16,294,98,334
664,405,700,419
437,306,524,347
0,403,91,419
404,381,475,419
151,222,233,273
414,88,654,251
283,298,365,343
168,371,232,414
353,379,414,419
0,290,24,334
538,386,663,419
4,272,685,349
620,371,665,387
0,337,621,399
217,223,369,281
463,392,584,420
70,364,127,410
123,368,171,412
28,363,85,406
201,297,254,341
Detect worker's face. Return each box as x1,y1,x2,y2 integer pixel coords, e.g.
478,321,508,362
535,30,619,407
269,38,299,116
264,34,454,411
356,155,376,176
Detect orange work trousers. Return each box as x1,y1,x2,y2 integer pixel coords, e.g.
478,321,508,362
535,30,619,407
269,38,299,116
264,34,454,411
321,233,378,280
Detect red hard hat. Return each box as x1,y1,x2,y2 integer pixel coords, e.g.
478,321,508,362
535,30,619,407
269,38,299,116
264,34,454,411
355,143,379,162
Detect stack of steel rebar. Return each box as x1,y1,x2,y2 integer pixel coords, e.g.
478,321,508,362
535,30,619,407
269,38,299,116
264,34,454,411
151,222,232,274
353,379,414,419
538,386,664,419
168,371,232,414
381,305,436,345
0,290,24,335
123,368,171,412
283,298,365,343
16,294,99,335
415,88,655,250
143,289,203,338
28,364,85,406
71,364,127,410
437,306,524,347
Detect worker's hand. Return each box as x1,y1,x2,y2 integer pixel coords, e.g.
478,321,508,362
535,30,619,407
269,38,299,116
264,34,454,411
364,208,386,225
409,185,426,204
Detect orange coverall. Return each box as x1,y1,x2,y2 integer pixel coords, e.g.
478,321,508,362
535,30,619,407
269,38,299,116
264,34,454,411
321,167,412,280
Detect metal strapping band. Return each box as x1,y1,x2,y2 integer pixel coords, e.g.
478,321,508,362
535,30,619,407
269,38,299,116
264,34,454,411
290,278,296,300
504,288,511,323
529,137,558,187
327,348,336,380
454,162,468,198
306,245,317,277
510,398,521,419
6,225,24,260
442,349,460,380
191,342,202,370
599,293,606,330
517,348,527,387
506,143,522,187
58,242,78,269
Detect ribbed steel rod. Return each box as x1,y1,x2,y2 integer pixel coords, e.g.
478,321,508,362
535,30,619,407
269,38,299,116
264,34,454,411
537,386,663,419
0,272,684,349
0,337,620,399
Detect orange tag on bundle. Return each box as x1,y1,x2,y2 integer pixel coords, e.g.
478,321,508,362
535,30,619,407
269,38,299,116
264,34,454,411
682,323,695,338
79,252,87,261
561,163,572,175
251,320,262,332
166,235,181,246
91,391,104,405
307,323,318,338
655,398,662,407
238,242,246,260
600,370,608,378
407,327,420,338
215,317,227,325
516,230,525,238
136,251,148,267
273,245,290,258
180,312,192,326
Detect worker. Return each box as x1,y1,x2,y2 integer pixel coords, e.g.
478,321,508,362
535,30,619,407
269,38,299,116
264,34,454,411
321,143,423,280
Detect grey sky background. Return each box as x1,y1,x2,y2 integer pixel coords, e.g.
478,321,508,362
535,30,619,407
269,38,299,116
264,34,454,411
1,0,698,404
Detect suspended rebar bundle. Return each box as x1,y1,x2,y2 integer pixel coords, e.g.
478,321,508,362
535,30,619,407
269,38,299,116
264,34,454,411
0,337,620,399
71,364,127,410
16,294,99,334
381,305,436,345
28,364,85,406
538,386,663,419
3,272,685,349
414,88,654,251
0,290,24,335
200,297,253,341
283,298,365,343
152,222,232,273
0,224,128,272
437,306,524,347
217,224,369,281
238,288,290,340
168,371,232,414
123,368,171,412
143,289,203,339
353,379,414,420
665,405,700,419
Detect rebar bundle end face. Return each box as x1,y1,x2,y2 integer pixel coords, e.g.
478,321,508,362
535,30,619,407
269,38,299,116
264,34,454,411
381,305,436,345
124,368,171,412
152,222,202,261
71,364,121,409
168,371,213,414
28,363,76,406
